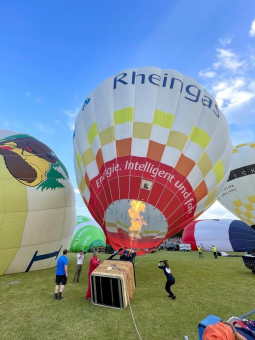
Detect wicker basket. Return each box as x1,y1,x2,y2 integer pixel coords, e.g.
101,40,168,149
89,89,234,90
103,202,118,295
91,260,135,309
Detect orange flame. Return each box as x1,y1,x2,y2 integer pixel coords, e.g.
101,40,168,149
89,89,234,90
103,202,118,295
128,200,147,240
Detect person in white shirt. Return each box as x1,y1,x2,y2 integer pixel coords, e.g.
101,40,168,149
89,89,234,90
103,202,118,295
73,250,85,283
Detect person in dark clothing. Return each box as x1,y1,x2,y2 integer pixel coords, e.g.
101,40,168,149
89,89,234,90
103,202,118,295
158,260,176,300
120,249,136,262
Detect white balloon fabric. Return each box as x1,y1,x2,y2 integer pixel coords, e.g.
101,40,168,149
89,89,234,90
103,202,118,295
218,142,255,228
0,130,76,275
73,67,232,254
182,219,255,251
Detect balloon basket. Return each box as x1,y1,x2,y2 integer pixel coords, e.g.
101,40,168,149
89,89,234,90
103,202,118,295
242,256,255,274
91,260,135,309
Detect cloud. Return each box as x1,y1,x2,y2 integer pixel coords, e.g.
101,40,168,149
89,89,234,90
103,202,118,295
198,36,255,127
230,127,255,146
249,19,255,37
213,48,245,71
34,123,53,134
212,77,255,110
198,68,216,78
199,201,238,220
26,91,30,96
62,108,79,131
74,189,80,194
219,37,232,46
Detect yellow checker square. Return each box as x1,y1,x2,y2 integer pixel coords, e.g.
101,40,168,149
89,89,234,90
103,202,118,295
77,153,82,171
133,122,152,139
250,143,255,148
153,110,174,129
205,187,216,208
106,222,117,229
82,148,95,167
233,149,238,154
248,196,255,204
0,248,18,276
244,211,253,218
197,152,213,177
114,107,134,125
79,178,85,193
236,143,248,148
245,204,254,211
189,127,211,150
233,199,243,207
88,123,98,146
99,126,115,147
166,131,188,151
116,220,129,230
234,207,242,215
213,159,224,184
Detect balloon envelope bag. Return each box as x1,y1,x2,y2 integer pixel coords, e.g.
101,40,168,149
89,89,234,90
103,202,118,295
91,260,135,309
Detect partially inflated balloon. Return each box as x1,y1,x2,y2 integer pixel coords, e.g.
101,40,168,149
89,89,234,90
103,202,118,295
218,142,255,228
0,130,76,275
182,219,255,251
69,215,106,252
74,67,232,254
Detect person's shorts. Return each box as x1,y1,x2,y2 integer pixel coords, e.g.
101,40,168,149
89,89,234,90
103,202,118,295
55,275,67,285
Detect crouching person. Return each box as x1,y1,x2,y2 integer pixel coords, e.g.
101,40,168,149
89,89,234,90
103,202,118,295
158,260,176,300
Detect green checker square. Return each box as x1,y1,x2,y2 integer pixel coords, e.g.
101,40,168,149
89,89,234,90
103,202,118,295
114,108,134,125
153,110,174,129
133,122,152,139
99,126,115,147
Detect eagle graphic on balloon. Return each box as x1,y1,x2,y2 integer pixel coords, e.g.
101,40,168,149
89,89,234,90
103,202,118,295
0,134,68,189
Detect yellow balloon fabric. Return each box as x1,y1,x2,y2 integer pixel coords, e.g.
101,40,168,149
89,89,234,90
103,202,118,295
0,130,76,275
218,142,255,227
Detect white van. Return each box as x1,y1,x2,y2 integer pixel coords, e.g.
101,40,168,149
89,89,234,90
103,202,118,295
179,244,191,251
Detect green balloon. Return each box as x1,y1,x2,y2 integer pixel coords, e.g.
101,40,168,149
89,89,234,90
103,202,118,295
69,215,106,252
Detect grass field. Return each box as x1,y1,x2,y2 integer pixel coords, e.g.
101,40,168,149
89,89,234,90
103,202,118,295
0,250,254,340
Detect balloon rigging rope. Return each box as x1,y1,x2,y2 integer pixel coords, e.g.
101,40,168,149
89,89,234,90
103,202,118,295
112,264,143,340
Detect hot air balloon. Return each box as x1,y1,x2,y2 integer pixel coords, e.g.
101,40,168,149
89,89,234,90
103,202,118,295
69,215,106,252
182,219,255,251
0,130,76,275
218,142,255,228
73,67,232,254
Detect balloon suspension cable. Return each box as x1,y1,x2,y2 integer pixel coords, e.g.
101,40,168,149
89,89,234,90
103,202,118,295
112,264,142,340
134,246,158,267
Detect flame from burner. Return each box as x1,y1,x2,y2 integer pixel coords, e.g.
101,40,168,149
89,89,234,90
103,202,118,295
128,200,147,241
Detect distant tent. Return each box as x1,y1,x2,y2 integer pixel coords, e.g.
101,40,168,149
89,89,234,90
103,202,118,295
69,215,106,252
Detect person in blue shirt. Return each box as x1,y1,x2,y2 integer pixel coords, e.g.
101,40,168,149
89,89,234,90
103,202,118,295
158,260,176,300
55,249,68,300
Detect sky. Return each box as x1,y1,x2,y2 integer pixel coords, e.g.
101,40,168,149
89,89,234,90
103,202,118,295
0,0,255,222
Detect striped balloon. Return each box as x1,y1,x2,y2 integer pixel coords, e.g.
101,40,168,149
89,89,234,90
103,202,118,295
218,142,255,228
73,67,232,254
182,219,255,252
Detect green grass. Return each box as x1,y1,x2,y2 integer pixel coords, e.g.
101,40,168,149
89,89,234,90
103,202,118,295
0,251,254,340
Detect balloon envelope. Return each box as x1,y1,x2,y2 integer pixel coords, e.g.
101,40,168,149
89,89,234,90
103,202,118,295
218,142,255,228
182,219,255,252
73,67,232,254
0,130,76,275
69,215,106,252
